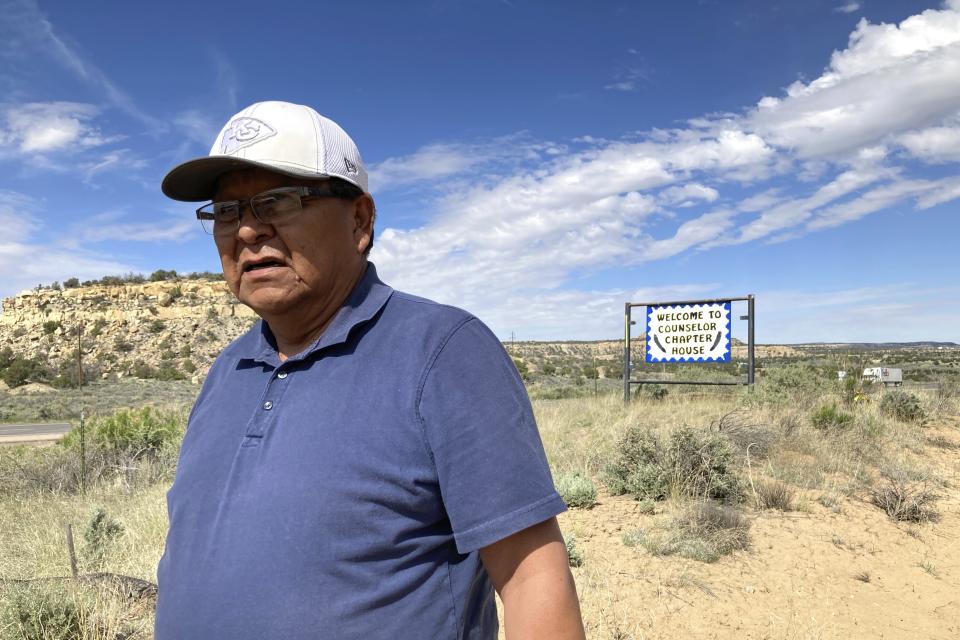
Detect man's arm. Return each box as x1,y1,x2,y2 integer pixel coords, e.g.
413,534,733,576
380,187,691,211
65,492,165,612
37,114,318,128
479,517,586,640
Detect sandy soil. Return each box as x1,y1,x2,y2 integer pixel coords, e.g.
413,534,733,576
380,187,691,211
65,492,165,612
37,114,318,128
533,421,960,639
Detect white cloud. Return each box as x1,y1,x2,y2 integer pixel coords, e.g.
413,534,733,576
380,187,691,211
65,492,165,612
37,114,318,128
834,2,860,15
173,109,221,149
898,125,960,162
82,149,148,182
482,283,718,341
0,191,135,300
805,178,934,230
915,175,960,209
0,0,161,129
604,63,652,92
369,135,568,193
366,2,960,339
657,183,719,207
370,143,486,191
0,190,38,241
59,208,200,245
714,166,895,245
78,217,198,244
737,188,783,212
1,102,115,153
748,4,960,158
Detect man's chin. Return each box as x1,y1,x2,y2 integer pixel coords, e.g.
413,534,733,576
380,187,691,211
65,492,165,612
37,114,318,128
237,287,300,318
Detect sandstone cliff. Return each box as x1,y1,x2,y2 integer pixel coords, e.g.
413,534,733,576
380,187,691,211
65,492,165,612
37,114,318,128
0,279,801,385
0,279,256,382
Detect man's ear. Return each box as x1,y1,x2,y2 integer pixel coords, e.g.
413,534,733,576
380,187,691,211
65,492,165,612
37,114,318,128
352,194,376,254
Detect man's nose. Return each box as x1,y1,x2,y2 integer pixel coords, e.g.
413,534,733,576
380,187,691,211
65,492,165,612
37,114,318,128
236,206,274,244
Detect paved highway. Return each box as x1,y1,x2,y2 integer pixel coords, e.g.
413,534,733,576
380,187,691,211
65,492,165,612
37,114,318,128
0,422,73,444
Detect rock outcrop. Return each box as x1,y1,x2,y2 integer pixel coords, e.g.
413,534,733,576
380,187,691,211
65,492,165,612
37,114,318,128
0,280,257,381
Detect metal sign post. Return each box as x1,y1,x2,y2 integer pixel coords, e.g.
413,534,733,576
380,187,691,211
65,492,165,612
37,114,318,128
624,295,755,404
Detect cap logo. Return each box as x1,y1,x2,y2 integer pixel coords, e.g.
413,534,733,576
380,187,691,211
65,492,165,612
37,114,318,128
220,117,276,154
344,157,358,174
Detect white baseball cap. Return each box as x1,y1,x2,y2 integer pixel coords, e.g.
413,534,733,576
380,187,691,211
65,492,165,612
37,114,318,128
162,101,368,201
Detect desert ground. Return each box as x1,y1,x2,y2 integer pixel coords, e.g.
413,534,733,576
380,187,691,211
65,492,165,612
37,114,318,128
0,370,958,639
556,425,960,639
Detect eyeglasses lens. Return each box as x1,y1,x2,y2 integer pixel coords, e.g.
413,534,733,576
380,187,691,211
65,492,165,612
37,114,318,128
198,189,304,236
252,191,301,224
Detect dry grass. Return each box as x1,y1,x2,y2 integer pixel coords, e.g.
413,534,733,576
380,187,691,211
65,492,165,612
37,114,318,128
753,478,795,511
870,480,939,523
625,501,751,563
1,382,956,640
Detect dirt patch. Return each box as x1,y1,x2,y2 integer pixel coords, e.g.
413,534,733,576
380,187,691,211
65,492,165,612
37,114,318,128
542,423,960,639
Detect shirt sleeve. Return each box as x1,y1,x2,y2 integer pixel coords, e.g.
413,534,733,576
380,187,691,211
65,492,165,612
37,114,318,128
417,317,566,554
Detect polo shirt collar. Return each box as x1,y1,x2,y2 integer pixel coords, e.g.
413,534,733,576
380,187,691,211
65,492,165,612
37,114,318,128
243,262,393,366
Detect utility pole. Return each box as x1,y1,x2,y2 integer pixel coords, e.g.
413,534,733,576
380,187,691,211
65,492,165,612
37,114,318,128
77,322,85,495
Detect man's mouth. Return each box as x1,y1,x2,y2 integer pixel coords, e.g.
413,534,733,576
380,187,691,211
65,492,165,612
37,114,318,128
243,259,285,273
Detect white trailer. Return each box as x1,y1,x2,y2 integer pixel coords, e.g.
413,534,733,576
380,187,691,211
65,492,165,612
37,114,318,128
863,367,903,387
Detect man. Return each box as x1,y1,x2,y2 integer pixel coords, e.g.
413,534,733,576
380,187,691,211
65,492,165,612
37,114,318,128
156,101,585,640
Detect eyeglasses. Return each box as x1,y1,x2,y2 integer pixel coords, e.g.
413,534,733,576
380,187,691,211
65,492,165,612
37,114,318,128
196,186,349,236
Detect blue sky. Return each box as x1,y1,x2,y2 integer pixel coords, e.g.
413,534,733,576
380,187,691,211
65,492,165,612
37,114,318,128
1,0,958,343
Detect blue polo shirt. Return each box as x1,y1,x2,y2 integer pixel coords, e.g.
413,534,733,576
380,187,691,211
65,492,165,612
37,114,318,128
155,263,565,640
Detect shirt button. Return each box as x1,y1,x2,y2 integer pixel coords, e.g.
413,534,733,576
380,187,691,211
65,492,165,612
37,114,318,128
277,371,288,379
263,401,273,410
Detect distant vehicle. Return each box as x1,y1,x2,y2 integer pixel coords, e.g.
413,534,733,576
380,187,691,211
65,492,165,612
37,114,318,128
862,367,903,387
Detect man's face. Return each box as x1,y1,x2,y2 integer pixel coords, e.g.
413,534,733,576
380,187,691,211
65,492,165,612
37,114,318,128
213,168,372,319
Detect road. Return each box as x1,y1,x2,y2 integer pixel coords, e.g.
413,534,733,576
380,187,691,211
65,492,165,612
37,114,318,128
0,422,73,444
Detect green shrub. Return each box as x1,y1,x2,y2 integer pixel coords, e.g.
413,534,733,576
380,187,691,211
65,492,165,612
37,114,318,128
147,319,166,334
88,318,108,338
0,585,84,640
555,473,597,509
42,320,61,335
63,277,80,288
565,535,584,568
150,269,178,281
604,425,741,502
1,357,48,388
603,426,661,497
880,391,926,423
638,384,668,401
748,365,828,407
622,528,645,547
810,403,854,431
62,406,183,456
113,337,134,354
83,508,124,570
0,346,13,369
2,407,184,495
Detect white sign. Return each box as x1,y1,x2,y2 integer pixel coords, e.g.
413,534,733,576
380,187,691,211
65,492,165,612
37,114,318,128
645,302,731,362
